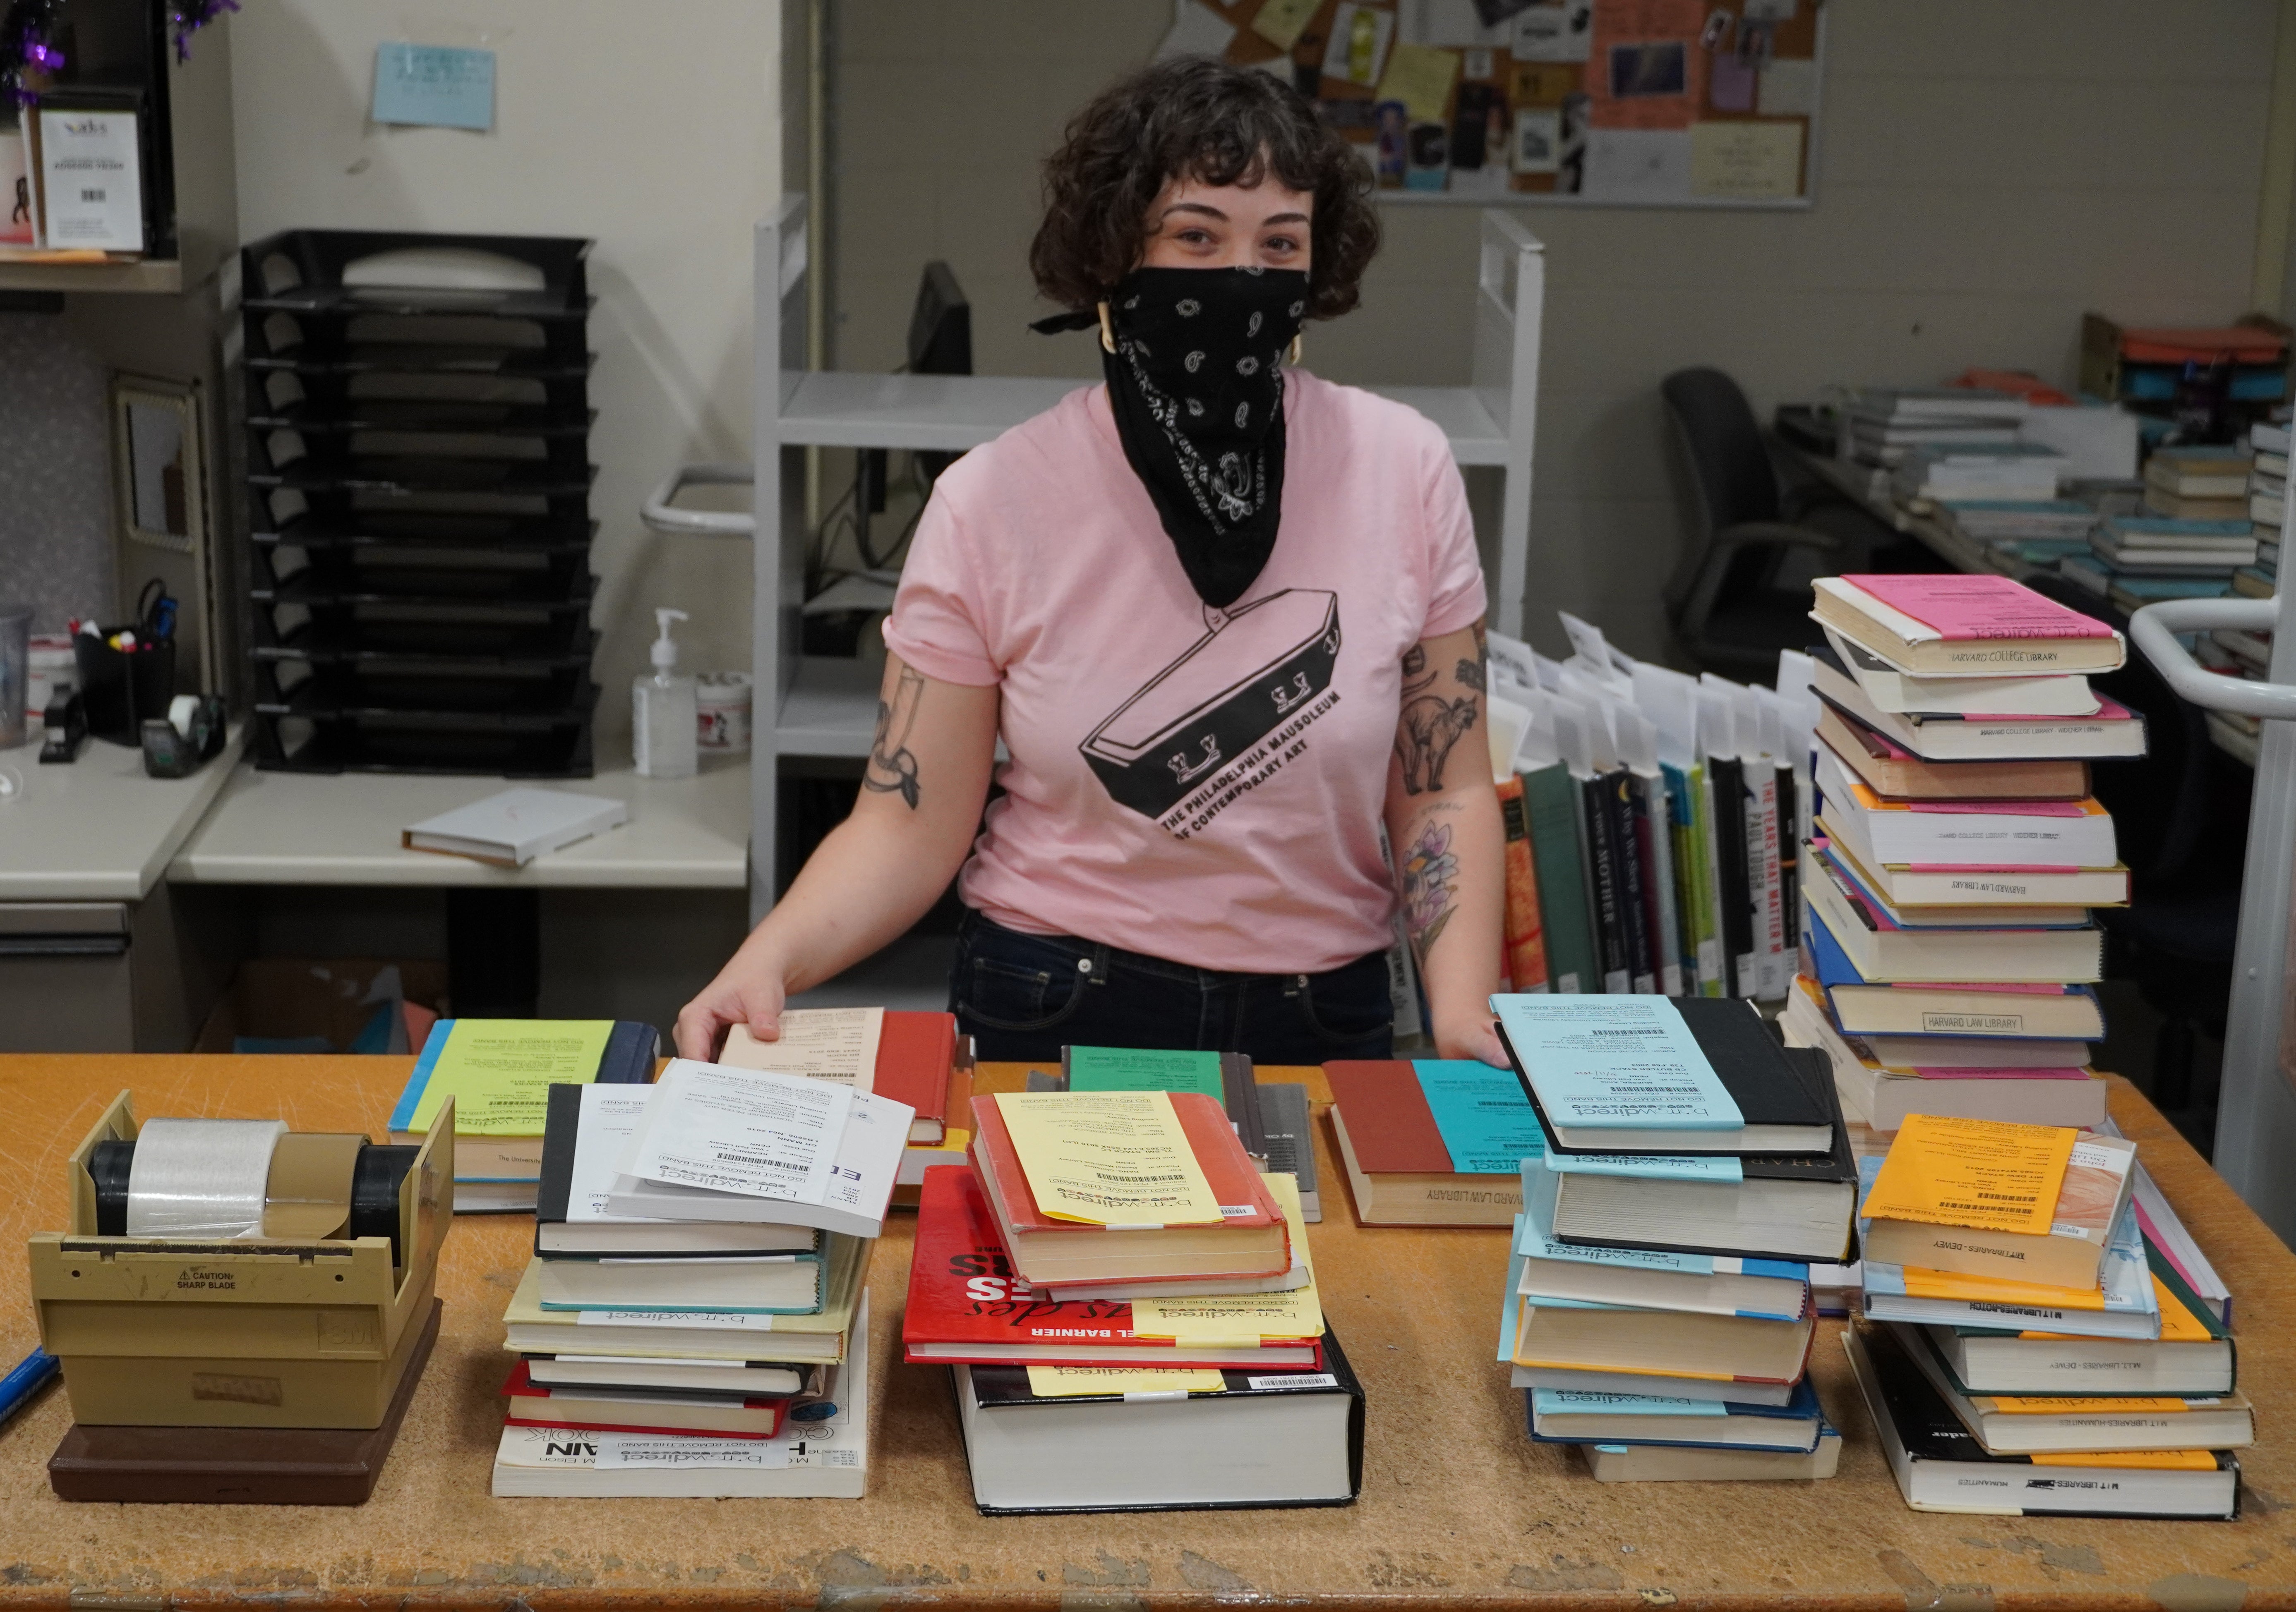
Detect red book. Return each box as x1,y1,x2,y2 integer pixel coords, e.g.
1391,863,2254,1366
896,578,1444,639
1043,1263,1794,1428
901,1166,1322,1368
968,1091,1289,1287
500,1361,790,1440
878,1011,958,1142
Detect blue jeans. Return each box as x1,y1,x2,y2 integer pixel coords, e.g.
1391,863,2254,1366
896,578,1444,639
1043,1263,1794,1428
949,909,1396,1066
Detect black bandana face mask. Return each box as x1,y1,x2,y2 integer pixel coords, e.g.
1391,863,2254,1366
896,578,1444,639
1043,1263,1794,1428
1096,266,1309,609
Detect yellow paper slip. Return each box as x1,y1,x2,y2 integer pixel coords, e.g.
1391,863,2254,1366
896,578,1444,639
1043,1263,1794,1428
999,1090,1224,1227
1025,1365,1226,1399
2028,1449,2218,1471
2027,1275,2207,1342
1129,1174,1320,1346
412,1019,614,1134
1986,1396,2202,1415
1376,43,1461,124
1861,1114,2076,1236
1899,1266,2105,1311
1249,0,1319,50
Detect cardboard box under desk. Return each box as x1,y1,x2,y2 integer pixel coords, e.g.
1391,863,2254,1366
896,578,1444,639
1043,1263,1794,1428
26,1091,452,1428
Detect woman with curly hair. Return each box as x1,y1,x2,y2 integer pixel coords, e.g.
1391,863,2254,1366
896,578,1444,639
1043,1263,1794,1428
679,57,1504,1068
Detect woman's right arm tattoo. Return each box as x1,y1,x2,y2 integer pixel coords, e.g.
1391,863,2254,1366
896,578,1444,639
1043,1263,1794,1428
863,665,925,809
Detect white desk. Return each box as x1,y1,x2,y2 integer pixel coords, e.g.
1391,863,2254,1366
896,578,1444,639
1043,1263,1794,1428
169,756,750,888
0,728,245,902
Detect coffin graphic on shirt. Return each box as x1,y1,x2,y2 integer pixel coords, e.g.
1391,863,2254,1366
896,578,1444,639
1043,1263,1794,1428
1080,588,1342,824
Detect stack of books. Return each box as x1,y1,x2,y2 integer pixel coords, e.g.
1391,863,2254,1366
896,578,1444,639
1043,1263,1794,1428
2243,419,2285,599
2142,445,2251,522
1893,443,2068,505
1491,994,1858,1482
2089,515,2256,578
2197,625,2272,762
1848,1116,2247,1519
909,1086,1362,1514
1939,498,2098,568
488,1057,916,1497
1787,575,2140,1134
1843,388,2027,467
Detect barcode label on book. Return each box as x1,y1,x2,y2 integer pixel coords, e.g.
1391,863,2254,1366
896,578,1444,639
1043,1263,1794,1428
1218,1204,1256,1218
1246,1373,1337,1391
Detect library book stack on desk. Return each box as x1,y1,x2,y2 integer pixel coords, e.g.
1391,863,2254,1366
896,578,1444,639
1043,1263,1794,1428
904,1051,1360,1516
1849,1115,2249,1519
471,1009,961,1498
1785,573,2140,1135
1492,993,1858,1484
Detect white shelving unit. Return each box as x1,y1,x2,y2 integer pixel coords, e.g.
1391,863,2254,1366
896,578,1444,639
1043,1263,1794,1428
648,195,1546,919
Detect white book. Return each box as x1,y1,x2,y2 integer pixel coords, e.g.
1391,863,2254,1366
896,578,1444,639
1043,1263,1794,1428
1823,630,2099,718
492,1296,870,1498
1814,747,2117,870
403,787,629,867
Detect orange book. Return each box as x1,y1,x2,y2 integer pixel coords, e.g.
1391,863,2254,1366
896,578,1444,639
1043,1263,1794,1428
967,1092,1288,1289
1496,776,1548,992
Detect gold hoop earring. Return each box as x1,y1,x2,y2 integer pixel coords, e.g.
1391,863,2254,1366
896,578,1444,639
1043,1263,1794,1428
1097,302,1116,354
1287,333,1303,366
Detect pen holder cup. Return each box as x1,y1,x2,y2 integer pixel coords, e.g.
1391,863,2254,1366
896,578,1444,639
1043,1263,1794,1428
75,633,175,746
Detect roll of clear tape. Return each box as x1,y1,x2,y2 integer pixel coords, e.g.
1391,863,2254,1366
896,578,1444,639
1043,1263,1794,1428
125,1118,288,1238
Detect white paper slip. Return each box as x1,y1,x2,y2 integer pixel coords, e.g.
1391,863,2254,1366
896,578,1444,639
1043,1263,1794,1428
569,1086,660,1223
620,1059,853,1203
720,1007,886,1092
1492,995,1742,1132
572,1310,777,1331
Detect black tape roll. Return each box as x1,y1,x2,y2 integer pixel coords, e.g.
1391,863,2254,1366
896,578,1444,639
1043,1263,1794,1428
88,1138,420,1259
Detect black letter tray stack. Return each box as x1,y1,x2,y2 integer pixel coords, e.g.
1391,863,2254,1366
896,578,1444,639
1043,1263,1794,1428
238,229,600,776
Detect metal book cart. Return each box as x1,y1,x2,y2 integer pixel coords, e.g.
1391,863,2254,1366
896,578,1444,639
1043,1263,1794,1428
2131,597,2296,1243
643,196,1548,924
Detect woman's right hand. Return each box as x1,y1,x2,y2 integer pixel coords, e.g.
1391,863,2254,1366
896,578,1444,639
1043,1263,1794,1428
674,945,791,1060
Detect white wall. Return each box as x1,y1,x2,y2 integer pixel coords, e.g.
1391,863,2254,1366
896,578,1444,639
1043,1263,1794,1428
230,1,787,747
829,0,2283,658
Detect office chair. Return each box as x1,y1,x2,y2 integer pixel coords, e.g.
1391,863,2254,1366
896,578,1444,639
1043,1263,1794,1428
1659,367,1931,681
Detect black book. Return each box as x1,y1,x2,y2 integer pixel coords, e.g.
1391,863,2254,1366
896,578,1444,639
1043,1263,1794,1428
952,1325,1364,1515
1774,762,1801,961
1707,755,1755,998
1579,771,1630,992
1607,769,1655,994
1526,1043,1857,1264
535,1082,822,1258
1848,1318,2240,1520
1498,996,1836,1154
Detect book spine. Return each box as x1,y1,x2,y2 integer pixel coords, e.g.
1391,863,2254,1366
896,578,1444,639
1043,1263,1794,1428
1608,769,1654,994
1757,766,1786,1000
1627,773,1665,994
1497,776,1550,992
1646,771,1684,997
1665,763,1702,993
1579,773,1631,993
1525,764,1597,995
1694,762,1725,997
1711,757,1755,998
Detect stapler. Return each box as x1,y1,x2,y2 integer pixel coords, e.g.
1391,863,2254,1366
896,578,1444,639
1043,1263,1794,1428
38,690,86,764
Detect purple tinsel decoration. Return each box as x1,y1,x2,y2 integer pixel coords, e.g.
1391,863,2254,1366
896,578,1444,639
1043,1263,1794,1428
170,0,237,62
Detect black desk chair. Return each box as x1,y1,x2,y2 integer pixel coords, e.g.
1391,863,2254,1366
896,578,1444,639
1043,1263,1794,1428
1659,368,1937,681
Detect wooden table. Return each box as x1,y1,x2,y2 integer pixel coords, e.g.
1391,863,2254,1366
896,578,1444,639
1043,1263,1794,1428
1,1057,2290,1610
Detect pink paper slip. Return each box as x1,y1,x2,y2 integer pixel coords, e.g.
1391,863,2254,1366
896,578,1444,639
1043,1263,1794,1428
1903,798,2093,818
1908,1067,2095,1081
1844,574,2118,642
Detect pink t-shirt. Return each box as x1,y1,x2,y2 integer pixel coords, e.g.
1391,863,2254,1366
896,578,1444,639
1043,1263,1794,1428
883,371,1486,973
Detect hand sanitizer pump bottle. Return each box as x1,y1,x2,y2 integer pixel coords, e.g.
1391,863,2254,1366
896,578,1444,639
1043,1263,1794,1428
633,607,698,779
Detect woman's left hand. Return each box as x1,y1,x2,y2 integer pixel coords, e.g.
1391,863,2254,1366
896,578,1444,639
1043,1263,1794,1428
1432,1007,1507,1068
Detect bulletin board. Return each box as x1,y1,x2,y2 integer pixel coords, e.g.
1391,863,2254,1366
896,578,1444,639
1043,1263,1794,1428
1164,0,1825,207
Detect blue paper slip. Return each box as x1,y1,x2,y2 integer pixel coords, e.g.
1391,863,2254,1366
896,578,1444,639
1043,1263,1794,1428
1415,1060,1548,1174
1490,995,1741,1132
1533,1390,1724,1417
373,44,497,131
1539,1150,1743,1183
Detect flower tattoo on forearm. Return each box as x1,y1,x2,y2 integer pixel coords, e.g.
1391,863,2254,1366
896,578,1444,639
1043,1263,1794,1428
1399,818,1461,958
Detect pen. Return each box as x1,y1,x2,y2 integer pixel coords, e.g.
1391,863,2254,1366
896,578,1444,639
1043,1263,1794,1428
0,1348,58,1431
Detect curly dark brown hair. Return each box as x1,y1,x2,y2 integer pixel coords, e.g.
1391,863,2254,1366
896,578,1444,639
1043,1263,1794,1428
1029,57,1381,323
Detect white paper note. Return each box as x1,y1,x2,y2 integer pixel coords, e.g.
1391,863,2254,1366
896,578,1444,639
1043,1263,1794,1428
720,1006,884,1092
619,1060,853,1203
568,1086,657,1222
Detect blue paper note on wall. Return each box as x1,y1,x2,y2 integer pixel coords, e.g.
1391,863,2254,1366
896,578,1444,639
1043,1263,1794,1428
373,43,496,132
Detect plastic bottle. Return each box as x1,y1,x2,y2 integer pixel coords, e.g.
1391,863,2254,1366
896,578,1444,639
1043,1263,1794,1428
633,608,698,779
